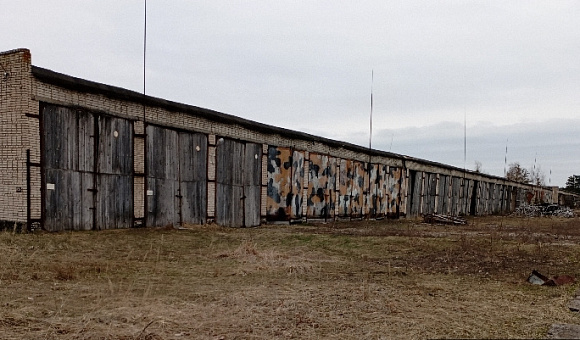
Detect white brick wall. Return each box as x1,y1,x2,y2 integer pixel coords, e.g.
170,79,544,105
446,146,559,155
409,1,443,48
0,49,35,226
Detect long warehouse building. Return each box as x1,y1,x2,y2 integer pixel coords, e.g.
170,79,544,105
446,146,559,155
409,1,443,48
0,49,557,231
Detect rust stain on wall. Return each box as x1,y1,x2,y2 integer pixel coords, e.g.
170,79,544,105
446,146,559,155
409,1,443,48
21,50,31,64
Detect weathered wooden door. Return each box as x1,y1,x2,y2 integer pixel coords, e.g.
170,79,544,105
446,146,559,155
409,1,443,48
407,170,422,217
437,175,450,215
95,115,134,229
43,106,93,231
451,177,462,216
146,126,178,227
178,132,207,225
42,104,133,231
146,126,207,227
216,139,261,227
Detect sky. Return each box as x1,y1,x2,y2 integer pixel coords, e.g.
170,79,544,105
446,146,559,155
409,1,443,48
1,1,578,186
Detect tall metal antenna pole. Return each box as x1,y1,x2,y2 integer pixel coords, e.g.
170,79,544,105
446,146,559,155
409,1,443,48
143,0,147,99
142,0,148,227
367,70,374,219
369,70,374,150
534,152,538,186
463,108,466,171
504,138,508,177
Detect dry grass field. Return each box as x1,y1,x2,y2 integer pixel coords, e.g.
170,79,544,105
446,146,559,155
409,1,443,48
1,215,580,339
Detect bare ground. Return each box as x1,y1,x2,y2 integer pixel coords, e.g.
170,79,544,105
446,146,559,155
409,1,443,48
1,215,580,339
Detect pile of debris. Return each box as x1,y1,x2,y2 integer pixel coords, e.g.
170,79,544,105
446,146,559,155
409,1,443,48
528,270,575,286
513,204,575,218
423,213,467,225
553,207,576,218
513,204,542,216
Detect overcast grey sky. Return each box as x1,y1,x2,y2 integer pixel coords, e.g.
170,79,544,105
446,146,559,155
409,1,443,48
2,1,578,186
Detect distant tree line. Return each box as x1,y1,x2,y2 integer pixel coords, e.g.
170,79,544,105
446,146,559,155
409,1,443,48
564,175,580,194
505,162,545,186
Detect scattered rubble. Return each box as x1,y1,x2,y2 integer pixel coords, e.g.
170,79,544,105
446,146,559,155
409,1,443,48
527,270,575,286
513,204,575,218
547,323,580,339
547,289,580,338
567,288,580,313
423,214,467,225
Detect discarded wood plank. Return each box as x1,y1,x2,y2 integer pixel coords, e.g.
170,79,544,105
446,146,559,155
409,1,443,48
423,213,466,225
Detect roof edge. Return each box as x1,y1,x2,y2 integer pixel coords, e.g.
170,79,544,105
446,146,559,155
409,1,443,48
0,48,30,57
31,65,408,158
30,65,547,187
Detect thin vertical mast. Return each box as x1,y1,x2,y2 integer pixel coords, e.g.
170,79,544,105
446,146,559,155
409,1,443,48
369,70,374,150
142,0,148,227
463,108,466,172
143,0,147,96
367,70,374,218
504,138,508,177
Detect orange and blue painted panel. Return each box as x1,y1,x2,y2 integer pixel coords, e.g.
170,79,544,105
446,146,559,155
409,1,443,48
291,150,305,218
306,153,336,218
367,164,382,217
351,161,366,216
337,159,353,216
266,146,305,220
387,166,401,216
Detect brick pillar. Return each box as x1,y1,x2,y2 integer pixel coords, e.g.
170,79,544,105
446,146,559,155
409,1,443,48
0,49,36,229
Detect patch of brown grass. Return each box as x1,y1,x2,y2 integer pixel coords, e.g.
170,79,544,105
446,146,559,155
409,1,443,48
0,217,579,339
52,264,76,281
